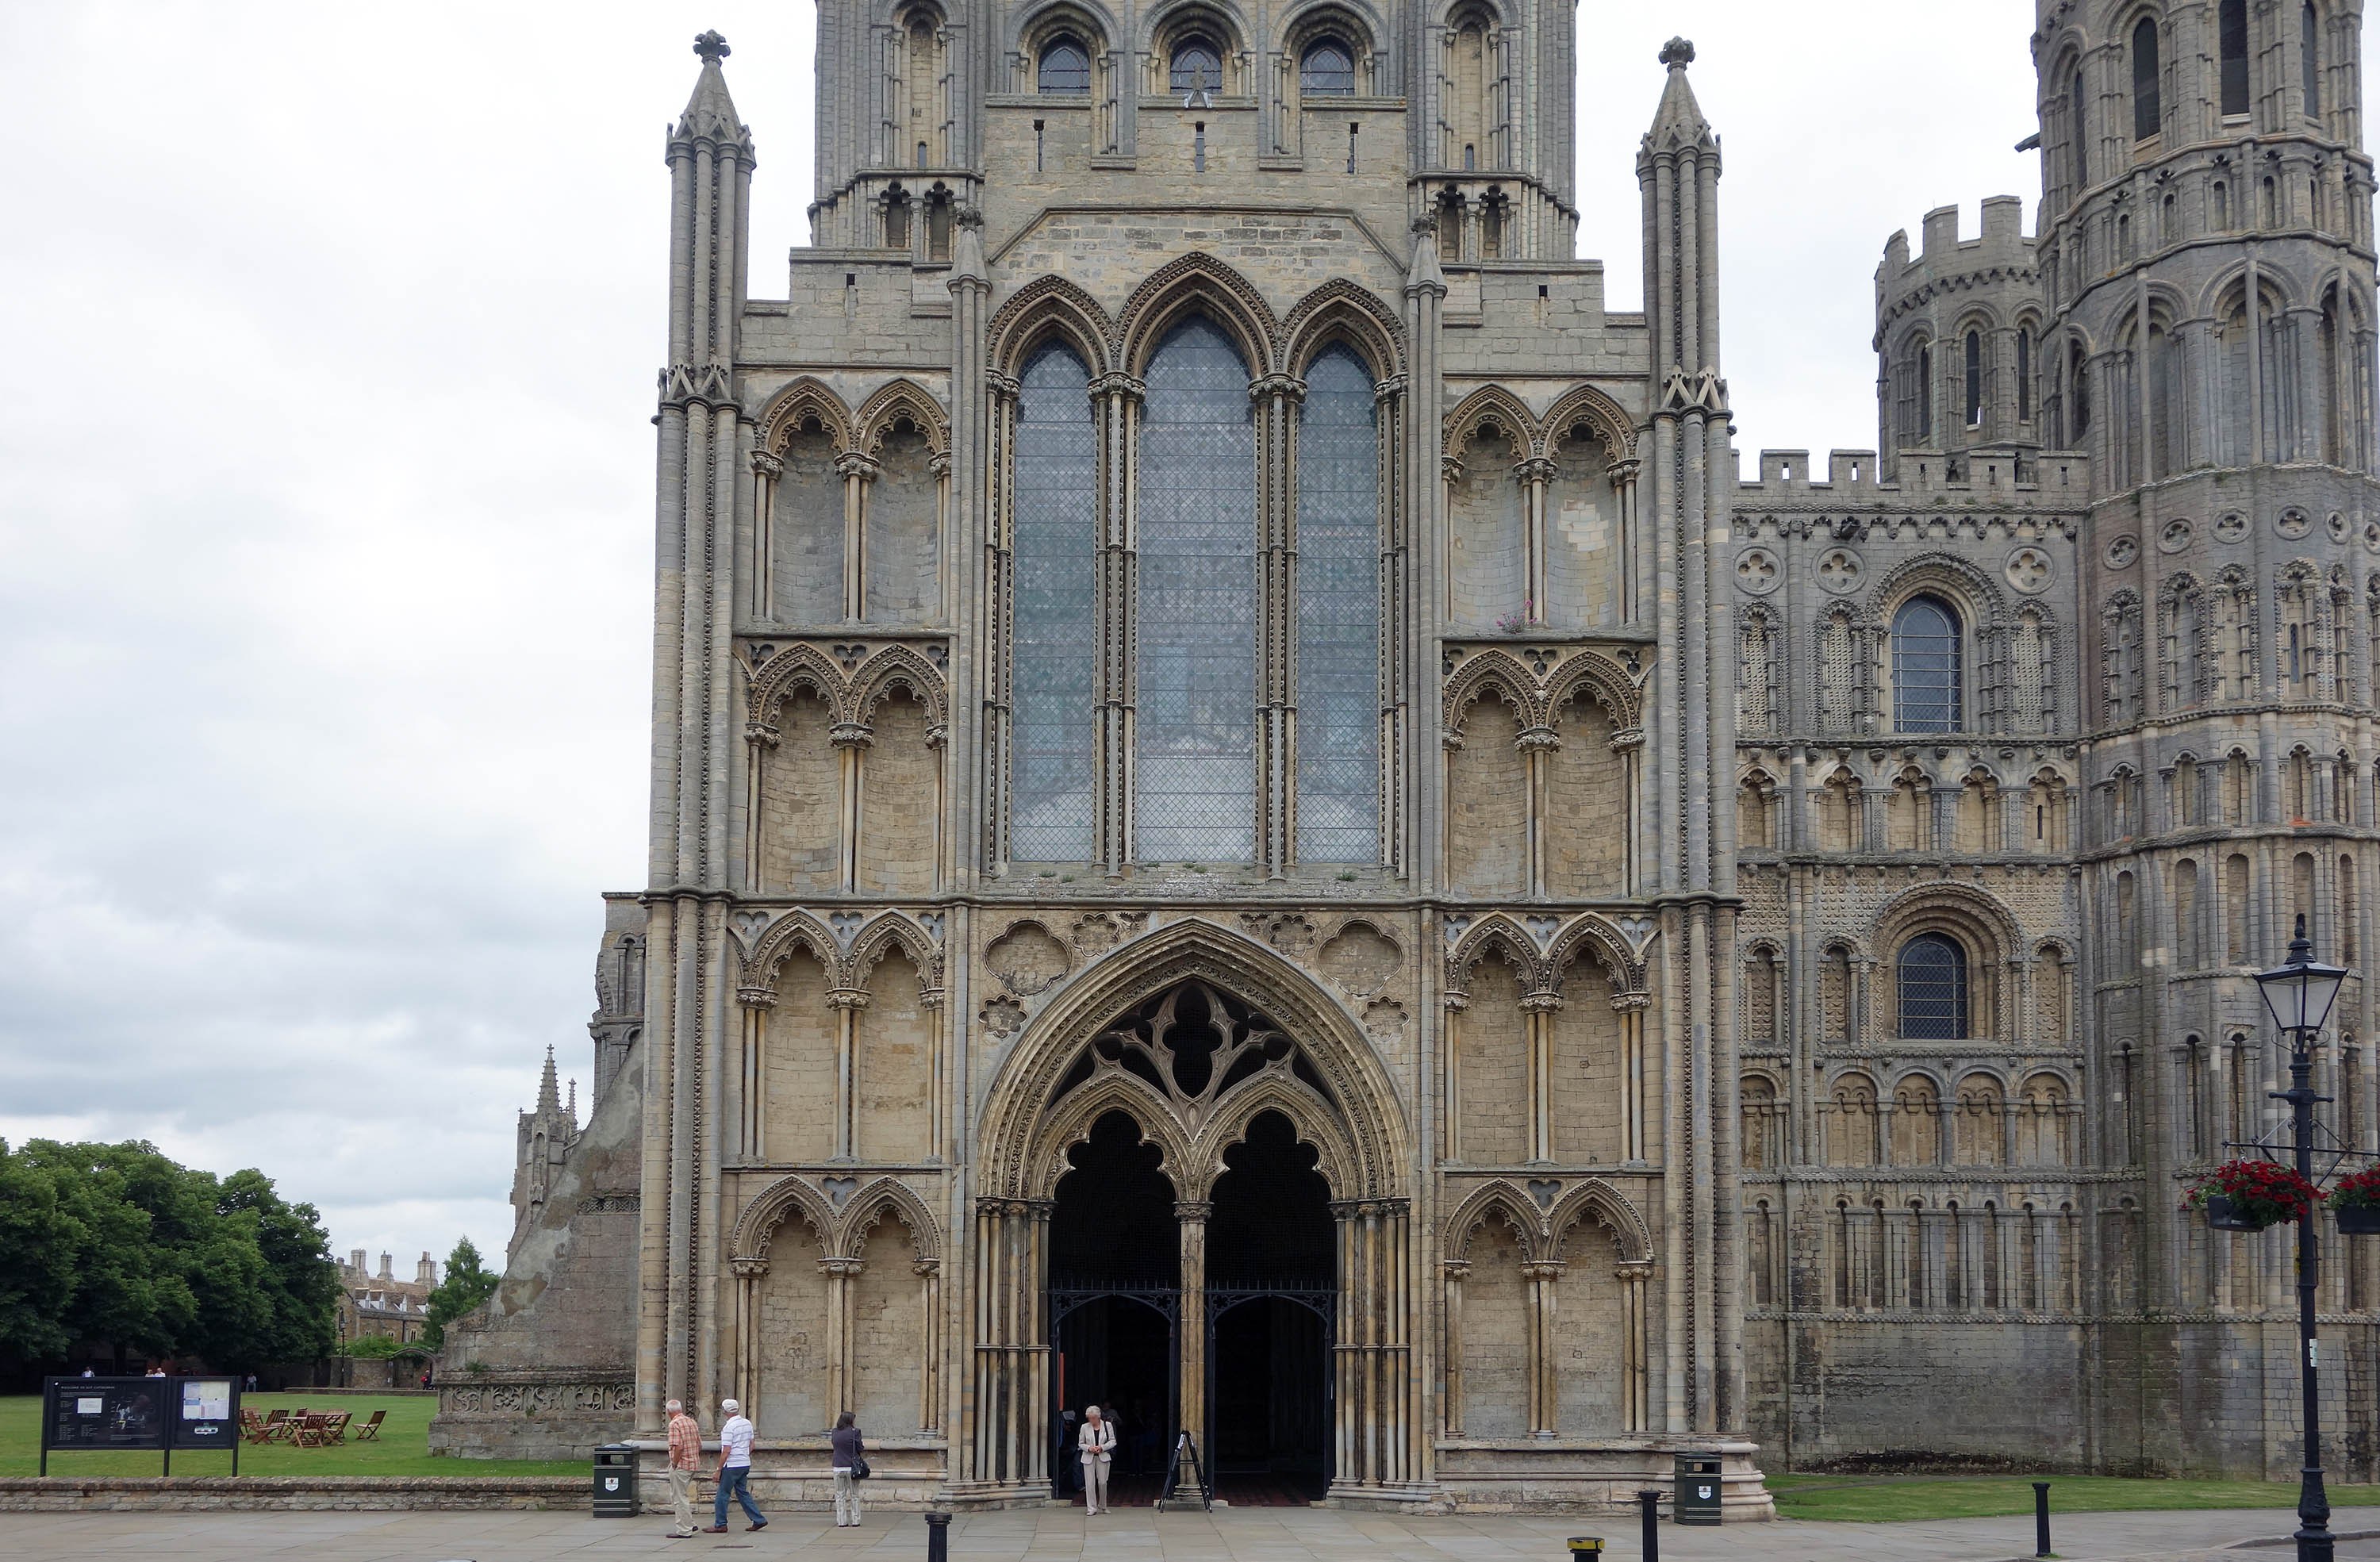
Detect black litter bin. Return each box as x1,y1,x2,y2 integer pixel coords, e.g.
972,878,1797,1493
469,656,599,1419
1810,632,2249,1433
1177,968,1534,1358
593,1444,639,1518
1673,1454,1722,1527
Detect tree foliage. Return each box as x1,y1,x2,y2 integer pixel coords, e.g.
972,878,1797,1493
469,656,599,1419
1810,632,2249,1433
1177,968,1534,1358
0,1138,339,1376
422,1236,499,1352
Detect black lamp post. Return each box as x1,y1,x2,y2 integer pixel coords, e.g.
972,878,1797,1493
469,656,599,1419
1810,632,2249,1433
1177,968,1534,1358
2251,919,2348,1562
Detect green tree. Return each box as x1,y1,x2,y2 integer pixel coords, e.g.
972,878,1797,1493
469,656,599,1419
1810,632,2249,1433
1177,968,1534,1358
0,1142,81,1365
423,1237,500,1351
217,1169,339,1364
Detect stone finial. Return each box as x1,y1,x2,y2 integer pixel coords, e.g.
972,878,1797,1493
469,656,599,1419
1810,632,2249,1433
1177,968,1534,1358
693,30,731,63
1660,37,1694,70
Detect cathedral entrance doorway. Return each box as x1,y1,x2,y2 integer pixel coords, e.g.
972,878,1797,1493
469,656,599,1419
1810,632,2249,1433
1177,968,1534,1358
977,923,1415,1502
1206,1109,1334,1499
1049,1109,1179,1495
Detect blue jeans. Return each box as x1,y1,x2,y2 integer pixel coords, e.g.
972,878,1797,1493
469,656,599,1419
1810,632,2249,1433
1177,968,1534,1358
713,1465,764,1527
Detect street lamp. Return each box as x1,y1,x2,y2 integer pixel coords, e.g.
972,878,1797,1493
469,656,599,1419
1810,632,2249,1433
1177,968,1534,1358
2251,917,2349,1562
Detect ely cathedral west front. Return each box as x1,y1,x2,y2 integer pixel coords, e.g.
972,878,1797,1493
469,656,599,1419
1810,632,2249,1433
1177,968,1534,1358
432,0,2380,1511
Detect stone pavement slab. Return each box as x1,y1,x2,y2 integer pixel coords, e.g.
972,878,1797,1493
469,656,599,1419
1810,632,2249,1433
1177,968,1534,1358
0,1502,2367,1562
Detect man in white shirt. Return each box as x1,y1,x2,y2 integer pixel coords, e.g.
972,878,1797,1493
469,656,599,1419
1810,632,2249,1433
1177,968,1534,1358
702,1398,767,1533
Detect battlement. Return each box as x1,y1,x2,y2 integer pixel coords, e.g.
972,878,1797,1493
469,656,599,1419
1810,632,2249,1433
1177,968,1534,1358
1734,446,2089,505
1879,195,2035,286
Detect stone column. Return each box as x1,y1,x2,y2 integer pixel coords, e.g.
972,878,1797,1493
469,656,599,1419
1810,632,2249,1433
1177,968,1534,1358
1519,724,1560,896
749,449,783,620
981,370,1020,873
1441,990,1468,1161
1375,374,1410,876
1091,372,1145,877
915,1258,942,1432
731,1257,768,1414
1618,1261,1653,1431
736,989,771,1158
1522,1258,1564,1435
1439,1257,1468,1437
1254,371,1306,877
827,988,870,1160
1521,990,1563,1161
836,451,879,620
831,721,873,890
1176,1200,1211,1456
1518,455,1556,620
823,1256,864,1422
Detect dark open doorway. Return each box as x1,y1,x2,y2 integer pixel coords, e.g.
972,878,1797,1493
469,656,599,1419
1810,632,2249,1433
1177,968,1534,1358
1207,1109,1334,1502
1050,1109,1178,1500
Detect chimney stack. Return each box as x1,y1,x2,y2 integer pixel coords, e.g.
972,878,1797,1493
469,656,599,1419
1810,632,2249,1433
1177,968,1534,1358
349,1248,367,1273
379,1252,393,1280
418,1252,437,1287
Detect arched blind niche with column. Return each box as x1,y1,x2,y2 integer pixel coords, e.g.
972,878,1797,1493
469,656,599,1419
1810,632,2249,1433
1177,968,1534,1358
1135,315,1261,865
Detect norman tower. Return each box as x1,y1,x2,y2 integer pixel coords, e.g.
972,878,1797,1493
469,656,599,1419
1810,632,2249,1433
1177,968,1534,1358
436,0,2380,1498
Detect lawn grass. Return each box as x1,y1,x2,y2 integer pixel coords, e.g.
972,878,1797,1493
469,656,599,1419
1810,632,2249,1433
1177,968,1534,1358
1768,1471,2380,1523
1,1393,584,1479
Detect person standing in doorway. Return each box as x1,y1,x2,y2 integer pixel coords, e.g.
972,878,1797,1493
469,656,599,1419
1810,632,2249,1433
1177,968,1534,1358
663,1399,703,1538
830,1410,866,1526
702,1398,766,1533
1078,1403,1116,1514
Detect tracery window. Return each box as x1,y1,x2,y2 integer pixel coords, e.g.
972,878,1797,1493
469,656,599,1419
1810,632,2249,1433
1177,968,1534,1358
1294,347,1381,862
1964,330,1983,425
2220,0,2250,117
1898,934,1969,1041
1135,316,1258,862
1891,596,1963,732
2017,326,2033,420
1170,40,1223,94
1039,39,1091,94
2131,17,2160,140
1010,344,1099,859
1299,40,1356,96
2305,2,2322,117
2070,67,2090,192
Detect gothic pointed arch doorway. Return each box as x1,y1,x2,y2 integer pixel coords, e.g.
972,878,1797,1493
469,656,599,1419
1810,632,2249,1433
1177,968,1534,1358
969,921,1414,1504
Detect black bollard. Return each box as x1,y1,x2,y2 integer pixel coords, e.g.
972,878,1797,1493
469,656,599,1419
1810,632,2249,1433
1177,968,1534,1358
2031,1481,2051,1560
926,1510,951,1562
1637,1487,1662,1562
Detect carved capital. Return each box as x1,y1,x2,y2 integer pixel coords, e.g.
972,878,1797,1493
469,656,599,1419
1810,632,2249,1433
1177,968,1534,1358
820,1257,866,1277
912,1258,942,1278
1250,372,1307,405
749,449,785,479
1518,990,1566,1015
1374,374,1408,404
827,988,873,1011
1173,1199,1213,1223
1611,992,1651,1015
1515,723,1563,753
988,372,1023,405
731,1258,770,1280
1514,456,1558,485
830,720,875,749
736,985,778,1011
1521,1259,1567,1280
1088,371,1146,405
1441,1257,1472,1280
1441,454,1465,483
929,451,952,478
835,451,881,483
744,720,782,750
1442,988,1471,1011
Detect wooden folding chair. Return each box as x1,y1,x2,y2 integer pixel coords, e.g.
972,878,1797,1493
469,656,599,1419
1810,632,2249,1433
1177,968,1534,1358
293,1413,332,1448
261,1408,290,1441
354,1410,386,1442
323,1411,352,1443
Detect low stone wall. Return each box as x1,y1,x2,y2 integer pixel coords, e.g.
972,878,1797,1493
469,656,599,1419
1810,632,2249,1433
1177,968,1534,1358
0,1477,585,1513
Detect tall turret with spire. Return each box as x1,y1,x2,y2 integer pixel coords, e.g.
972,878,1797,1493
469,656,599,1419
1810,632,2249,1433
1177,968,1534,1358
511,1043,581,1261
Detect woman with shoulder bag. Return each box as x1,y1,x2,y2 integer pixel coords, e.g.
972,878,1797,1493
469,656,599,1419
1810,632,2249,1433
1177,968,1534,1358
830,1411,868,1526
1077,1403,1116,1515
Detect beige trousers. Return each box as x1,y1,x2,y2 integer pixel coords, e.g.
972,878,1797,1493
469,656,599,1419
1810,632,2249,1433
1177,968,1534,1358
668,1467,697,1533
1081,1456,1110,1512
834,1468,862,1525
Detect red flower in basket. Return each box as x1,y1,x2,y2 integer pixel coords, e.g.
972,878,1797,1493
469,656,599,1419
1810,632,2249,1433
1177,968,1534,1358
2186,1159,2320,1230
2328,1165,2380,1234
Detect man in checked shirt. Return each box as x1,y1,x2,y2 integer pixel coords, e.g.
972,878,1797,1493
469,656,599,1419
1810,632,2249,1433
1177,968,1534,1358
663,1399,703,1537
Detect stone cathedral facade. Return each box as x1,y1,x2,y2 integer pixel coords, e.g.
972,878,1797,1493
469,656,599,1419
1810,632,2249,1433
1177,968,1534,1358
432,0,2380,1506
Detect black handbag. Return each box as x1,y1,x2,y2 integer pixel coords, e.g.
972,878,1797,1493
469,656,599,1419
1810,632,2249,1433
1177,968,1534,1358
852,1453,872,1480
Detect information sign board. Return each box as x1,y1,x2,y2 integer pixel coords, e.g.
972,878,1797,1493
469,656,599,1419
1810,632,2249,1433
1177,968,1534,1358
40,1376,244,1476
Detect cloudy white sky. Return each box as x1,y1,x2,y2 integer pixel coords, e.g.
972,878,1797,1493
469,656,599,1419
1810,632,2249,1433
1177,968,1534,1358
0,2,2294,1276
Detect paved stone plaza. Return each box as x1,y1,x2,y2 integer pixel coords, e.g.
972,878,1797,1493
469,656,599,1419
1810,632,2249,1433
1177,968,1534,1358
2,1505,2376,1562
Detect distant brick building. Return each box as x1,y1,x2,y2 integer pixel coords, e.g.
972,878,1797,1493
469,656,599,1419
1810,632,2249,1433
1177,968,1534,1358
336,1249,439,1348
436,0,2380,1510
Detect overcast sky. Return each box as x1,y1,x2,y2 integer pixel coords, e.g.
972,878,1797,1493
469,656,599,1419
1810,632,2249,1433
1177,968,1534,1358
0,2,2280,1278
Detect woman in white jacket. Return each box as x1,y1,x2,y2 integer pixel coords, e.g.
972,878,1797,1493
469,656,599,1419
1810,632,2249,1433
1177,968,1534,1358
1077,1404,1117,1514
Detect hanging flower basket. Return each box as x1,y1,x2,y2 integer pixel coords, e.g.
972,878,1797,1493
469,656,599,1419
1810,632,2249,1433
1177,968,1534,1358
2327,1166,2380,1235
2186,1160,2320,1231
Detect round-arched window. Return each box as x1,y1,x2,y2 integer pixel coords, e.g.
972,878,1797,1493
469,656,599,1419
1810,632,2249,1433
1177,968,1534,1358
1892,595,1963,732
1299,40,1356,95
1898,934,1969,1040
1038,39,1091,94
1169,40,1223,93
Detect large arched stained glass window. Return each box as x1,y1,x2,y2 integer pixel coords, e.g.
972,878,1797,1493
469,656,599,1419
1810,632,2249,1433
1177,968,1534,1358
1010,343,1098,859
1295,346,1380,862
1898,934,1969,1040
1038,39,1091,94
1136,315,1257,862
1891,595,1963,732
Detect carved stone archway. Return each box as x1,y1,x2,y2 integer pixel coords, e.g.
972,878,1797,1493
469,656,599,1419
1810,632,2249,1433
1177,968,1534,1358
967,919,1415,1501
